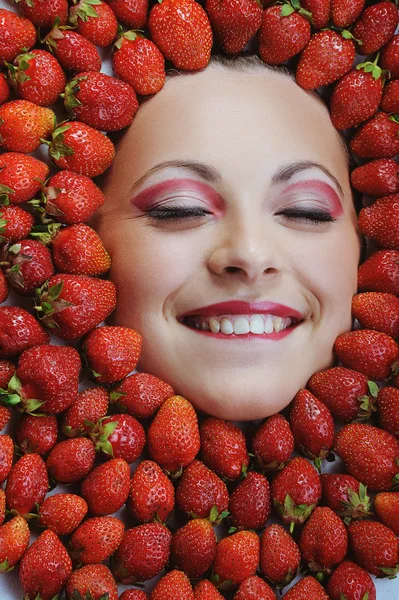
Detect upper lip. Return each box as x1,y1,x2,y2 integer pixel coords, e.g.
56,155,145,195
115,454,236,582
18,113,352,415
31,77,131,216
177,301,304,321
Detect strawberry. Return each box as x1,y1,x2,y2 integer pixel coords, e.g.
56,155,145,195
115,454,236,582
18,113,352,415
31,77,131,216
321,473,371,523
193,579,224,599
259,524,300,587
228,471,270,531
350,112,399,159
0,360,15,388
35,170,105,224
62,386,109,438
63,71,139,132
46,437,96,483
0,8,36,63
2,239,55,296
89,413,146,463
45,23,102,72
70,0,118,46
0,152,49,204
330,0,364,28
0,100,55,153
296,30,356,90
150,570,194,600
0,515,30,572
128,459,175,523
19,529,72,600
0,74,10,105
351,158,399,197
82,325,142,384
37,493,88,535
270,456,322,532
0,406,11,432
300,0,330,29
0,272,7,305
334,423,399,491
148,395,200,473
205,0,263,55
120,591,148,600
70,515,125,564
213,530,260,590
66,563,119,600
358,194,399,249
381,34,399,80
352,292,399,338
200,417,249,480
258,4,311,65
358,249,399,295
110,371,174,419
327,560,376,600
234,576,276,600
113,31,166,96
170,518,217,578
7,49,66,107
148,0,213,71
112,522,172,583
252,413,294,471
15,0,69,29
289,389,334,470
45,121,115,177
381,79,399,114
282,576,329,600
175,459,229,520
34,274,117,340
299,506,348,575
0,206,34,243
375,492,399,535
15,413,58,455
106,0,148,28
1,489,7,524
377,386,399,438
334,329,399,380
348,519,399,577
353,2,399,55
0,306,49,358
0,434,13,485
5,452,48,516
81,457,131,515
51,224,111,276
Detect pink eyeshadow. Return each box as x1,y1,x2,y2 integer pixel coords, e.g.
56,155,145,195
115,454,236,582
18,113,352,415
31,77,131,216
283,179,344,218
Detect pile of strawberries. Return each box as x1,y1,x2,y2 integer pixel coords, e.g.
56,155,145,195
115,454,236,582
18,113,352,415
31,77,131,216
0,0,399,599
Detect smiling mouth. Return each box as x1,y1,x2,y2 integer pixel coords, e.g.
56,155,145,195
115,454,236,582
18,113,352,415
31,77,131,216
177,313,301,336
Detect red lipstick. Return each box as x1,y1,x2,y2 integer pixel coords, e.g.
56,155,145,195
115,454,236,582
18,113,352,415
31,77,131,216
178,301,303,320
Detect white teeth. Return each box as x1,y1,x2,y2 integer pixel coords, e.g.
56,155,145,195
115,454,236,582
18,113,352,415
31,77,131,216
273,316,284,333
220,318,234,335
182,313,295,336
264,314,274,334
233,316,250,335
209,317,220,334
249,314,264,334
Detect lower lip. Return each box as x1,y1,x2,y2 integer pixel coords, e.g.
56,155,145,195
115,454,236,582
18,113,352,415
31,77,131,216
179,321,300,340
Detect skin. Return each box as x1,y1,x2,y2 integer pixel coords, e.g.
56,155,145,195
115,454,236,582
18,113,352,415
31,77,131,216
95,63,362,421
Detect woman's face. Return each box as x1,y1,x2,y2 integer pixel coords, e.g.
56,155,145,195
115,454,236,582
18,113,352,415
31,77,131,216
96,65,362,421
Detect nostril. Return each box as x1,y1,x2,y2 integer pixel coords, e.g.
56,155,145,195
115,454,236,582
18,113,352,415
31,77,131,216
225,266,242,273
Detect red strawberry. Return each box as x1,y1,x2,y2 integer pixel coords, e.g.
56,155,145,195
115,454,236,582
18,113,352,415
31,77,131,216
228,471,270,531
0,152,49,204
70,0,118,46
0,74,10,105
15,413,57,455
113,522,172,583
175,459,229,520
7,49,66,106
213,530,260,590
270,456,322,532
110,371,174,419
200,417,249,480
381,79,399,114
358,249,399,295
52,224,111,276
170,518,217,578
62,386,109,438
128,459,175,523
358,194,399,249
193,579,224,599
259,523,300,587
300,0,330,29
150,570,194,600
37,493,88,535
330,0,364,27
375,492,399,535
0,272,7,304
1,488,7,523
234,576,276,600
334,423,399,491
321,473,371,523
2,239,55,296
350,112,399,159
289,389,334,470
0,515,30,572
106,0,148,28
351,158,399,197
296,29,355,90
113,31,166,96
334,329,399,380
34,274,117,340
0,306,49,359
119,590,147,600
258,5,311,65
282,576,329,600
353,2,399,55
45,23,102,72
0,434,13,485
19,529,72,600
377,386,399,438
83,325,142,384
0,8,36,63
352,292,399,338
148,0,213,71
0,406,11,432
16,0,69,29
66,564,119,600
46,437,96,483
348,519,399,577
381,34,399,79
70,515,125,564
205,0,263,55
89,413,146,463
148,395,200,474
0,206,34,243
252,413,294,471
0,100,55,153
81,457,131,515
327,560,376,600
5,452,48,516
